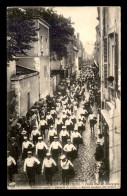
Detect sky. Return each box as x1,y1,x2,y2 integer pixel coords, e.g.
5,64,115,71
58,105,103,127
51,6,99,55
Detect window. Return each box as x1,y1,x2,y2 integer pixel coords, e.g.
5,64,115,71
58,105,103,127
104,37,108,88
40,36,43,50
27,92,30,111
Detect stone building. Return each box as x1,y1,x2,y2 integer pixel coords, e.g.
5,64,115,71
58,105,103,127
15,18,50,99
96,7,121,185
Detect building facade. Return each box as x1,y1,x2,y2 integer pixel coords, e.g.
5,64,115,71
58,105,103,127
15,18,50,99
97,7,121,185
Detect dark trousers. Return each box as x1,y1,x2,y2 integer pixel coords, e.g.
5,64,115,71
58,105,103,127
62,136,67,147
41,125,46,137
62,169,70,185
22,148,28,160
38,149,46,164
73,138,79,152
57,124,62,135
26,166,35,186
7,165,14,182
52,149,59,163
50,136,54,144
33,135,39,145
45,167,53,185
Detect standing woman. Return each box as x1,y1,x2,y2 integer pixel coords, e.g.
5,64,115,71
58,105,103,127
42,153,57,185
60,155,74,185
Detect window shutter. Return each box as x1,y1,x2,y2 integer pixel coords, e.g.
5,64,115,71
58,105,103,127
115,33,119,91
104,37,108,88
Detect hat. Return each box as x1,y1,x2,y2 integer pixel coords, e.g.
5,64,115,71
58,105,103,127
46,152,51,156
50,125,53,128
38,136,43,140
27,151,32,154
74,128,78,131
54,136,58,139
24,136,27,140
7,150,10,154
33,126,37,128
10,137,16,141
22,130,27,135
60,155,66,160
67,139,71,142
62,126,66,129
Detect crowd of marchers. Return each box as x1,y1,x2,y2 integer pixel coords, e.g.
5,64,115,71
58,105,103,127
7,65,105,187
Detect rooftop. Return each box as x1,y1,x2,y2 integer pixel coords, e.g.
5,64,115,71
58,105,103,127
11,72,39,81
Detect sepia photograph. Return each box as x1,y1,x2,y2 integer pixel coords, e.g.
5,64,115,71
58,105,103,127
7,6,121,189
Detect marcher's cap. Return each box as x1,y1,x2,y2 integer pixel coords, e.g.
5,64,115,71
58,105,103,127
74,128,78,131
10,137,16,141
60,155,66,160
33,125,37,128
7,150,10,154
22,130,27,135
62,126,66,129
27,151,32,154
50,125,53,128
46,153,51,156
58,115,60,118
54,136,58,139
24,136,27,139
38,136,43,140
67,139,71,142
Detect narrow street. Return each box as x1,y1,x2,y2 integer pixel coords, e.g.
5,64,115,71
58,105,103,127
12,82,98,188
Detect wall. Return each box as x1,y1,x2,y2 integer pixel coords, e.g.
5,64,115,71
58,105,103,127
7,61,16,93
11,74,39,117
40,56,50,98
51,60,61,70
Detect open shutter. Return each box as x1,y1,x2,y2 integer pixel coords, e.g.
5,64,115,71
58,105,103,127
114,32,119,91
104,37,108,88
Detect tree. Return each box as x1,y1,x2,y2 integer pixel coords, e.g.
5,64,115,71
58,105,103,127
25,8,75,59
7,8,39,62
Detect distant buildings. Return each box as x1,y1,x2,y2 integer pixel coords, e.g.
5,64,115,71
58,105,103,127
95,7,121,184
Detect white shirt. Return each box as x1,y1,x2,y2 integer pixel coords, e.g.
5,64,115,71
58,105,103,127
63,144,76,152
62,114,67,119
55,119,62,127
71,115,76,120
31,129,40,140
60,159,73,170
50,110,56,115
42,158,56,172
48,129,57,140
65,119,72,126
40,120,47,126
7,156,16,167
24,157,40,172
49,141,62,152
22,141,34,152
77,121,84,127
36,141,48,155
71,132,81,142
46,115,53,120
59,130,69,140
